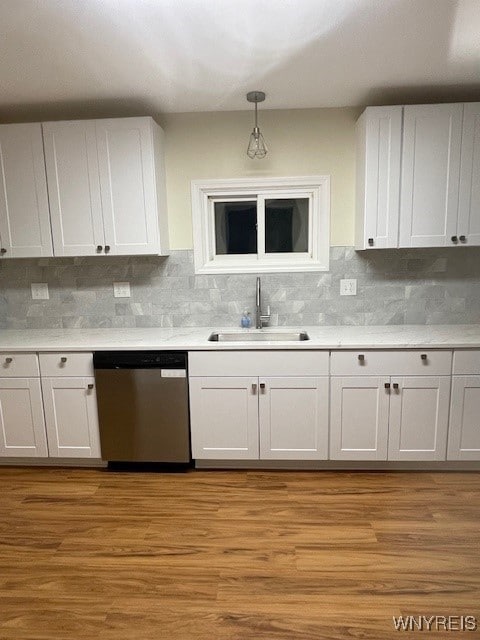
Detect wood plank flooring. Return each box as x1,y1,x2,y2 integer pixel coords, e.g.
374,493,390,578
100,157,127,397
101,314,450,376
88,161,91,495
0,468,479,639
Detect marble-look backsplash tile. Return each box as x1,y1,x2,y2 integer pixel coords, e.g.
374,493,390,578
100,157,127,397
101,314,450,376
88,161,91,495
1,247,480,329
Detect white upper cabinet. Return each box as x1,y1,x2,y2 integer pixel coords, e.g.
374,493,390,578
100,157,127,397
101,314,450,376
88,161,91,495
43,120,105,256
458,103,480,246
399,104,463,248
0,123,53,257
355,106,402,249
356,102,480,250
96,117,167,255
43,117,168,257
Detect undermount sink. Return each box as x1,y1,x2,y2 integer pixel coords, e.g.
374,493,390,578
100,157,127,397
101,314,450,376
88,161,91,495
208,330,310,342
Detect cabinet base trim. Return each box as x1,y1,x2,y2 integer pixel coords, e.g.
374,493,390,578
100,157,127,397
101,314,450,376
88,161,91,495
195,459,480,471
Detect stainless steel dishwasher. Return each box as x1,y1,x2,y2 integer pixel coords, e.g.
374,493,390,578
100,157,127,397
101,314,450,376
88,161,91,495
93,351,190,465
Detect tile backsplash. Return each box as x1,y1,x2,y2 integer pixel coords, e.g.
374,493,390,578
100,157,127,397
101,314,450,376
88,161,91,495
1,247,480,329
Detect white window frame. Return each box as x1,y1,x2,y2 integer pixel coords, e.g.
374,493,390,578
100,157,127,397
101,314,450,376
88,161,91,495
191,176,330,274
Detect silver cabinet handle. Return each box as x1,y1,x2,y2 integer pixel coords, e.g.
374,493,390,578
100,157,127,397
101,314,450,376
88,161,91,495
5,357,12,364
60,357,67,363
251,383,257,394
87,383,94,390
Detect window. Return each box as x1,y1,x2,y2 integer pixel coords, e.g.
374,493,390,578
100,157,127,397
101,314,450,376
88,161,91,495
191,176,330,273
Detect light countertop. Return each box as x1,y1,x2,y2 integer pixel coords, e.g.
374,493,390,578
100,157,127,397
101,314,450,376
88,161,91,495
0,325,479,352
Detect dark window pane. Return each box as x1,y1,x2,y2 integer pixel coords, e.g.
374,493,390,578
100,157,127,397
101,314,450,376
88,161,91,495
265,198,309,253
215,201,257,254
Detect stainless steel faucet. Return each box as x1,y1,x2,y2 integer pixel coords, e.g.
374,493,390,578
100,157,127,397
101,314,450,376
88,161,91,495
255,277,271,329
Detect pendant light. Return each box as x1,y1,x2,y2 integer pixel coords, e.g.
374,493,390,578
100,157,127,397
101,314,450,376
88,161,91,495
246,91,268,159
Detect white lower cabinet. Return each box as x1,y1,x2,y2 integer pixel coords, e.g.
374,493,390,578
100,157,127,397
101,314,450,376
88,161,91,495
190,375,329,461
41,377,101,458
448,376,480,460
330,351,453,462
0,351,101,462
330,377,390,460
189,377,259,460
0,378,48,457
388,377,450,461
189,351,329,462
259,377,329,460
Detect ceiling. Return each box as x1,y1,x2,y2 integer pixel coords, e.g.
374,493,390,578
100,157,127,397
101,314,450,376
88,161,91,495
0,0,479,117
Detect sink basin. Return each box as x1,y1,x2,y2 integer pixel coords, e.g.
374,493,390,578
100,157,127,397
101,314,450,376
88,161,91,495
208,330,310,342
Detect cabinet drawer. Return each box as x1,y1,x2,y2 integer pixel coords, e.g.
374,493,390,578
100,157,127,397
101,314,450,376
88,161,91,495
39,352,94,377
0,353,39,377
330,350,452,376
189,350,329,377
453,350,480,375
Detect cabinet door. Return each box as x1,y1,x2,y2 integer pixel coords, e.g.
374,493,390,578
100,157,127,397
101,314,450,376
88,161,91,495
458,103,480,246
43,120,105,256
399,104,463,247
388,376,450,461
189,377,259,459
259,377,328,460
448,376,480,460
355,106,402,249
96,118,160,255
0,378,48,457
0,123,53,257
330,377,390,460
41,377,101,458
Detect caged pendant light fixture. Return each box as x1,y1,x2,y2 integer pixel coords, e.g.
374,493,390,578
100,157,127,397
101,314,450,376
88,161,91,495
246,91,268,159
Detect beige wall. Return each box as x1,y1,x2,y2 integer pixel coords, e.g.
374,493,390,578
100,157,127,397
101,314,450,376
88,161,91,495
160,107,360,249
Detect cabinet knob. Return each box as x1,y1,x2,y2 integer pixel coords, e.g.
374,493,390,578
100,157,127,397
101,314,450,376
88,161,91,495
5,357,12,364
421,353,427,360
104,245,111,253
384,382,391,390
60,357,67,364
451,235,458,243
0,248,6,254
251,383,257,394
459,235,467,243
368,238,374,246
259,382,266,391
87,383,94,390
393,382,399,390
96,245,103,252
358,354,365,361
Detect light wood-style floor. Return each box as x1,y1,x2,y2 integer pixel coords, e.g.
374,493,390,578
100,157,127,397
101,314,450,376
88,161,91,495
0,468,479,639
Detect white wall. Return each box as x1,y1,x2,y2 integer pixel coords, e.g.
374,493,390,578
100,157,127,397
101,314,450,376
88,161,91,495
160,107,360,249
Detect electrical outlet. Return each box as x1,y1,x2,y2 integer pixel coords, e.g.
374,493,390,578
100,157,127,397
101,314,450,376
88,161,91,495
31,283,49,300
113,282,131,298
340,279,357,296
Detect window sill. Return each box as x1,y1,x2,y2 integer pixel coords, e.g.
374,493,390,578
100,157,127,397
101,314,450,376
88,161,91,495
196,261,329,274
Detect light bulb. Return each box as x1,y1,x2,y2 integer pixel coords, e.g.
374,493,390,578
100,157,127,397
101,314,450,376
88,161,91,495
247,126,268,159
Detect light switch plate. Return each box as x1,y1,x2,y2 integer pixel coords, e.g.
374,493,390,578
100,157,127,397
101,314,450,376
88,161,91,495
340,279,357,296
113,282,131,298
31,283,49,300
